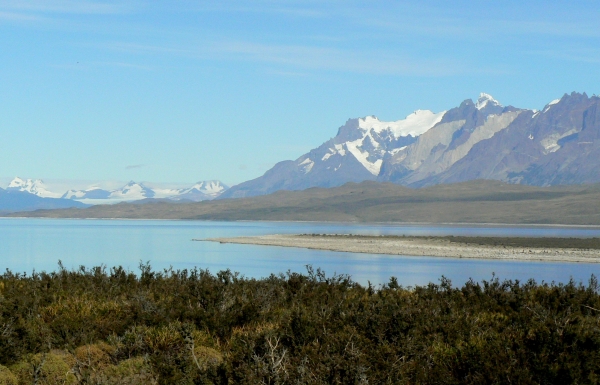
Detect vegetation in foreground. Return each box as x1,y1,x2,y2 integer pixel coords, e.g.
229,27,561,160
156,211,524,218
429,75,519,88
0,263,599,384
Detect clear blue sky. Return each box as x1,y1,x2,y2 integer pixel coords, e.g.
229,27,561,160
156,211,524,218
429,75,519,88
1,1,599,186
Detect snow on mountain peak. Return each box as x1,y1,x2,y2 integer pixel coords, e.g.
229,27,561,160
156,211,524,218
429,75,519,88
6,178,229,203
7,177,62,198
358,109,445,138
475,93,502,110
8,177,26,188
542,98,561,113
344,110,446,176
62,190,86,199
155,180,229,201
192,180,227,195
109,181,155,200
176,180,228,198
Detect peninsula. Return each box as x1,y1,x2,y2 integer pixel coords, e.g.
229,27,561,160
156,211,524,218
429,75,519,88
204,234,600,263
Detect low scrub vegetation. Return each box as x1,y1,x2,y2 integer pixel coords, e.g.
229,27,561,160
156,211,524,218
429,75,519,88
0,262,599,384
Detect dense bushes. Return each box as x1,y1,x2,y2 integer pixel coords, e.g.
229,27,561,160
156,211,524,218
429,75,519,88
0,262,599,384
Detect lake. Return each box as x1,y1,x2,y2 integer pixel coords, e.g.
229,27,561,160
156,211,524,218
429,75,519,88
1,218,600,287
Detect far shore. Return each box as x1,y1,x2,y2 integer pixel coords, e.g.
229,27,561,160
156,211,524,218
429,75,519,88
5,216,600,229
202,234,600,263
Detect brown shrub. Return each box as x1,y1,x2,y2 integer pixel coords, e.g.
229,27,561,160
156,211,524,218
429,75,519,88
97,357,157,385
11,351,77,385
0,365,17,385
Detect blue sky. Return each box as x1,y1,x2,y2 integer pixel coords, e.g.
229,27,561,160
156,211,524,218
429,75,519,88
1,1,599,187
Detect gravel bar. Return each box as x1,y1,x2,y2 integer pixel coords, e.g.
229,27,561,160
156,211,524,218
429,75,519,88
201,234,600,263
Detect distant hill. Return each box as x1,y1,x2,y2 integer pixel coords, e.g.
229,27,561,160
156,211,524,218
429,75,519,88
221,92,600,198
0,188,88,213
6,180,600,225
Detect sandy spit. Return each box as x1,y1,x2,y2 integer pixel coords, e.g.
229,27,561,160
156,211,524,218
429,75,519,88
203,235,600,263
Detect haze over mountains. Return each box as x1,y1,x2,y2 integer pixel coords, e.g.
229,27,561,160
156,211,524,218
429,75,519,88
221,92,600,198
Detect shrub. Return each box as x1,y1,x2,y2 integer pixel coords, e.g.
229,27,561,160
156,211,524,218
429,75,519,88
11,351,77,385
0,265,599,384
97,357,157,385
0,365,17,385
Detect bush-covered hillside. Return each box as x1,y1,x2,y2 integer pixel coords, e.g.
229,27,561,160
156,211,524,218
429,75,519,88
0,263,599,384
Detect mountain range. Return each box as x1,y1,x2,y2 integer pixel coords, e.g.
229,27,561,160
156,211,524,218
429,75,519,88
1,178,229,212
5,91,600,212
220,92,600,198
10,180,600,226
60,180,228,202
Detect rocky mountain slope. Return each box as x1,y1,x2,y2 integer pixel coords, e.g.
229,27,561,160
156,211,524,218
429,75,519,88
382,92,600,187
221,109,446,198
221,92,600,198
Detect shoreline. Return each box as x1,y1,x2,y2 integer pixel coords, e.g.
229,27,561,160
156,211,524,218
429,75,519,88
203,234,600,263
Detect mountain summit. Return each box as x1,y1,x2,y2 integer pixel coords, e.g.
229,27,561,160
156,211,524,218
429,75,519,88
475,92,502,110
221,92,600,198
175,180,228,201
2,178,87,212
108,181,156,200
7,177,62,198
220,109,446,198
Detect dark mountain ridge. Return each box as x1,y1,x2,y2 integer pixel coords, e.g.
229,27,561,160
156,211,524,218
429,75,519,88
0,188,88,213
7,180,600,225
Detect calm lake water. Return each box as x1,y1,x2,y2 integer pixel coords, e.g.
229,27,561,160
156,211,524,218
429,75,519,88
1,218,600,287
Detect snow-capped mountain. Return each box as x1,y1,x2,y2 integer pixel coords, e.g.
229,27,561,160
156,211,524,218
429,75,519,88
60,180,229,202
220,110,446,198
221,92,600,198
62,188,111,200
171,180,229,201
379,92,600,187
194,180,228,197
378,94,519,186
7,177,62,198
108,181,155,200
147,181,228,201
9,91,599,206
474,92,502,110
4,178,229,205
0,186,88,212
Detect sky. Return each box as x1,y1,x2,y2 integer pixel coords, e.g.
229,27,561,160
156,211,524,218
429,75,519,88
1,0,600,189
